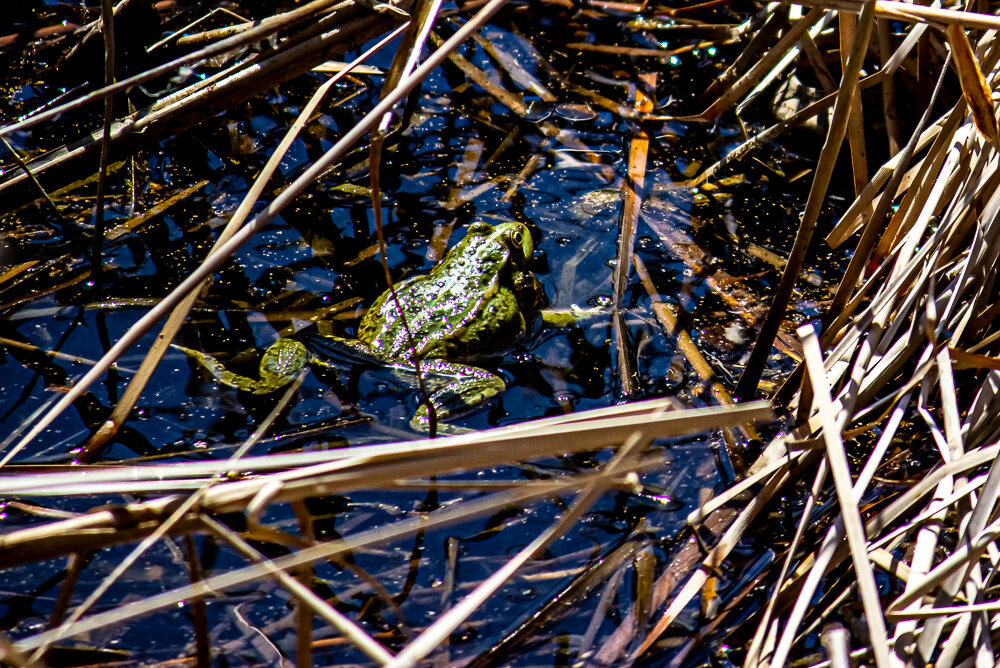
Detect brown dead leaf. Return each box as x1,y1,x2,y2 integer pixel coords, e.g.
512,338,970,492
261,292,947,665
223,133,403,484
945,23,1000,148
949,346,1000,371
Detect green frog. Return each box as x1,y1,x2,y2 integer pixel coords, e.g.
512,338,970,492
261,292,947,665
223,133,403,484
178,220,546,431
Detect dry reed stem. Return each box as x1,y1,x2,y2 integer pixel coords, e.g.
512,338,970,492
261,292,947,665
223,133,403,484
3,8,404,195
0,401,677,492
734,9,835,125
684,7,826,123
839,11,870,199
802,0,1000,31
0,385,772,660
743,454,829,667
14,0,1000,663
181,533,212,668
700,7,787,101
11,483,584,654
148,7,253,51
7,429,684,657
698,0,928,196
946,23,1000,147
0,137,63,221
28,373,306,661
0,0,363,196
633,463,794,658
466,538,644,666
800,325,890,668
388,433,651,667
89,0,116,275
877,18,902,154
367,0,446,434
823,54,950,336
430,29,614,180
0,401,773,570
203,516,396,664
0,0,345,140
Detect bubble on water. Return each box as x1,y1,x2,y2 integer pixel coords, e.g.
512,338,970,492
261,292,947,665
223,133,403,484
555,103,597,122
523,103,553,122
588,294,613,307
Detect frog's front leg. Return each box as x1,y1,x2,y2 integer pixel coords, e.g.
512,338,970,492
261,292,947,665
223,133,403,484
540,305,608,328
409,360,506,432
175,339,308,395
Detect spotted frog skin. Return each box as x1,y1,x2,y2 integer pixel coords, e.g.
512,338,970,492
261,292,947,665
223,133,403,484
178,221,546,431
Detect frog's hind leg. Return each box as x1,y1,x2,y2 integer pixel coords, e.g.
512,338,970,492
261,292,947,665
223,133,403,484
409,360,506,432
175,340,307,395
257,340,309,392
176,345,268,394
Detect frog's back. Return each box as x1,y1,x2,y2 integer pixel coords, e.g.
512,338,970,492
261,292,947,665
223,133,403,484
357,270,525,362
357,221,540,362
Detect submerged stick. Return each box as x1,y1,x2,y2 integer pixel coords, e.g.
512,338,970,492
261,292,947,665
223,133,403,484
90,0,116,281
613,73,655,397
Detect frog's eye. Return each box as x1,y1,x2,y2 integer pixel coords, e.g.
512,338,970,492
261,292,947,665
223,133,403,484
510,229,523,247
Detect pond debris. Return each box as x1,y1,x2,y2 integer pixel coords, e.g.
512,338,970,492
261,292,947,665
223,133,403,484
6,0,1000,663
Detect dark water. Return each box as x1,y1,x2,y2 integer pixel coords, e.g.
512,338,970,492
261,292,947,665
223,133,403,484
0,1,842,664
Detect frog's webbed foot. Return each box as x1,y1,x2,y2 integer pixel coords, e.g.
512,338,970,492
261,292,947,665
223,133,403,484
175,339,308,395
540,305,609,328
409,360,506,433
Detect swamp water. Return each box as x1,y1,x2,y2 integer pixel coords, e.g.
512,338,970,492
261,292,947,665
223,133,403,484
0,1,845,664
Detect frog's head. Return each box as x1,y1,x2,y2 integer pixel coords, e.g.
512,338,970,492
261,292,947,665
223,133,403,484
461,220,533,271
492,221,533,264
